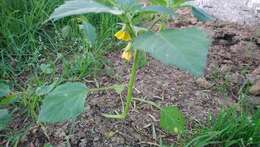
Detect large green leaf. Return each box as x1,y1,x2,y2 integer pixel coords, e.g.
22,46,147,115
49,0,123,20
160,106,185,134
0,82,10,98
133,28,210,76
38,82,88,123
0,109,11,130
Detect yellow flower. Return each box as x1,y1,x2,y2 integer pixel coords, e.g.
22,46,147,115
114,31,132,41
121,50,132,61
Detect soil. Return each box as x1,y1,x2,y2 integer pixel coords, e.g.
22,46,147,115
1,9,260,147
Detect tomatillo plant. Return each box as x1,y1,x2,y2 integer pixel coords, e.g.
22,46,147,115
38,0,210,124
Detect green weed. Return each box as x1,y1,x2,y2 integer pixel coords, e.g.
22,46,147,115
186,108,260,147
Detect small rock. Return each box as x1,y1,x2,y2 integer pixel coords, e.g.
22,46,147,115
247,74,257,83
220,64,232,73
247,66,260,83
252,66,260,76
196,77,213,89
249,80,260,96
79,139,88,147
229,73,243,84
111,136,125,144
53,128,66,139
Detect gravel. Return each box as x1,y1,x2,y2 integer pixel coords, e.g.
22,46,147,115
193,0,260,25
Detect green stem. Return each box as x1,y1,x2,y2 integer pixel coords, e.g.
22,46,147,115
122,49,139,118
102,17,139,119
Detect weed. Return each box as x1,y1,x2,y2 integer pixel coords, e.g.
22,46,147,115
186,108,260,147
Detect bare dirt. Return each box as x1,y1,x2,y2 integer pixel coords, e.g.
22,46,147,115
2,9,260,147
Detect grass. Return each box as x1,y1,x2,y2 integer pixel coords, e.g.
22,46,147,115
0,0,64,80
0,0,119,86
185,108,260,147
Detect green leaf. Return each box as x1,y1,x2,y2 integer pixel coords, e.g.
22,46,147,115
40,63,53,74
0,82,10,98
0,95,17,106
117,23,148,34
172,0,186,9
133,28,210,76
61,25,72,38
49,0,123,21
149,0,167,6
0,109,11,130
113,84,125,94
191,6,213,21
35,81,58,96
182,1,213,21
116,0,142,13
44,143,53,147
142,6,175,16
38,82,88,123
80,22,97,47
160,106,185,134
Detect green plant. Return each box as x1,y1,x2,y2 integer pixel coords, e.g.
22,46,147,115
0,109,11,131
0,81,12,131
186,108,260,147
38,0,210,132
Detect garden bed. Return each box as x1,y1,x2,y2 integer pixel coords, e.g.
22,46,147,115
8,13,260,146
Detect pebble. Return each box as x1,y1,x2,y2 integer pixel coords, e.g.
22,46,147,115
249,80,260,96
196,77,213,89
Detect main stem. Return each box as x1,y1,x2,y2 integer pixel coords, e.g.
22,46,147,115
121,20,140,118
122,49,139,118
102,18,139,119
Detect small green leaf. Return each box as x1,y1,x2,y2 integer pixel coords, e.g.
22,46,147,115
142,6,175,16
117,23,148,34
61,25,72,38
80,22,97,47
133,28,210,76
49,0,123,21
172,0,186,9
113,84,125,94
0,82,10,98
149,0,167,6
182,1,213,21
0,109,11,130
191,6,213,21
44,143,53,147
0,94,17,106
38,82,88,123
160,106,185,134
40,64,53,74
116,0,141,13
35,81,57,96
